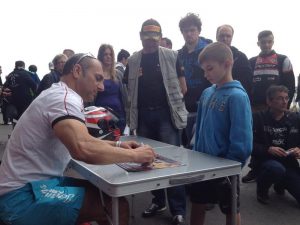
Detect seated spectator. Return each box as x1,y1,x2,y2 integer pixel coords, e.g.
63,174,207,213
252,85,300,205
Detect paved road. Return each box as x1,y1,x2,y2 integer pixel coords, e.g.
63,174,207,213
0,115,299,225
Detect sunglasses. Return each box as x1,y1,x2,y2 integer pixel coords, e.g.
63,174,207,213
75,53,96,65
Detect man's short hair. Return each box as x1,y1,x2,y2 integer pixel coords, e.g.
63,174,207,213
198,42,233,65
216,24,234,36
62,53,95,75
63,49,75,58
161,37,172,48
52,54,67,66
258,30,273,40
179,13,202,32
117,49,130,62
15,60,25,69
266,85,289,101
28,65,37,73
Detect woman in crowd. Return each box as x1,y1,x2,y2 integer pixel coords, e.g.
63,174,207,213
95,44,127,133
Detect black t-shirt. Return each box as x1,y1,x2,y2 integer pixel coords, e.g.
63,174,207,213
138,52,168,109
123,51,183,109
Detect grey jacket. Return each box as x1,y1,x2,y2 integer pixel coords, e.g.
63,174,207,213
126,47,188,130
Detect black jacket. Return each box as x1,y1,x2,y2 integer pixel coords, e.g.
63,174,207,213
4,68,37,118
37,70,61,96
252,110,300,168
296,75,300,102
249,51,295,106
231,46,252,99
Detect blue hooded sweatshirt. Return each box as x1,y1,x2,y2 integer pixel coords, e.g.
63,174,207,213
193,80,252,166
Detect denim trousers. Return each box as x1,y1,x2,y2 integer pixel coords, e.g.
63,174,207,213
257,159,300,204
137,107,186,216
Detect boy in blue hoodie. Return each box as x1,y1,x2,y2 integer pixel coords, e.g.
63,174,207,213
190,42,252,225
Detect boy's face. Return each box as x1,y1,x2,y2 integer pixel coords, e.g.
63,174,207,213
181,25,200,46
257,34,274,54
201,60,231,86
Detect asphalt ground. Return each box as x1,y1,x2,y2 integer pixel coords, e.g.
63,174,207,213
0,114,299,225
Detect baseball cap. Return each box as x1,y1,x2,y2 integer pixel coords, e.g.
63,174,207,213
140,19,162,41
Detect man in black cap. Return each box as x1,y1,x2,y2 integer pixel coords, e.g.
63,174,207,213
124,19,188,225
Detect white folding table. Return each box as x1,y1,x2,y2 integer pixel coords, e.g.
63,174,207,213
66,136,241,225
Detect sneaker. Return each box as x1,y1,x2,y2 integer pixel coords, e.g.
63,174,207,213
257,192,269,204
274,184,285,196
7,122,12,125
172,215,186,225
242,170,257,183
142,203,167,218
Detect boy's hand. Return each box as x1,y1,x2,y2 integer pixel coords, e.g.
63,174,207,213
268,146,287,157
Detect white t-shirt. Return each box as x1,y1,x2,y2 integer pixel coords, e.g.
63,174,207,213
0,82,85,196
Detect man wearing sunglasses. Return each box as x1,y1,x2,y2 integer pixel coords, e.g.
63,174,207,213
0,53,156,225
124,19,188,225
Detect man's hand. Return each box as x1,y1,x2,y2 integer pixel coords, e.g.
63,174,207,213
132,144,157,164
268,146,287,157
120,141,140,149
287,147,300,159
2,88,12,97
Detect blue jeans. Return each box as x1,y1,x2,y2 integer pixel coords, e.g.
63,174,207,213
137,107,186,216
257,160,300,204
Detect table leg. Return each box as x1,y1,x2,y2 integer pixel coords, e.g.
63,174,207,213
112,197,119,225
230,175,237,225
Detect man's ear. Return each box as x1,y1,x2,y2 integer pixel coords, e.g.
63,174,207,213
257,41,260,47
72,64,82,79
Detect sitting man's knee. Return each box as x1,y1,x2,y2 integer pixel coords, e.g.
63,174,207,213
263,160,286,176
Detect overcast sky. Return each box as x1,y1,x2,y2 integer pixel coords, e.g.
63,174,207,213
0,0,299,84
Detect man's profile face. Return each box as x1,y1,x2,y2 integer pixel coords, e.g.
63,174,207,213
78,59,104,102
181,25,200,45
217,26,233,46
258,35,274,54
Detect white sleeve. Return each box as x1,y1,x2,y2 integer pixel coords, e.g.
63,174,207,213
282,57,293,73
46,90,85,127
